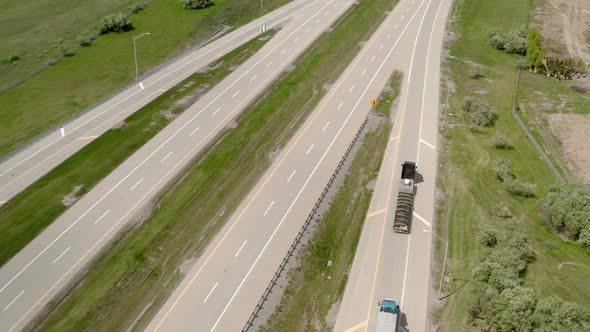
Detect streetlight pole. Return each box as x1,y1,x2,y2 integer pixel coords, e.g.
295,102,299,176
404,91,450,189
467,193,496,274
133,32,150,79
432,231,449,300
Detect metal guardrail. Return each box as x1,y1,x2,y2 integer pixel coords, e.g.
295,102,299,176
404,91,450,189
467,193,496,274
242,116,369,331
0,26,227,165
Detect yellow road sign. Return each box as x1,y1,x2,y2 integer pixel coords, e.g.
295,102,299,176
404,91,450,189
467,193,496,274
371,100,378,107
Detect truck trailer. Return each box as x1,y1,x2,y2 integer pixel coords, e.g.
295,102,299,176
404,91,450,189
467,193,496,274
393,161,417,234
376,299,400,331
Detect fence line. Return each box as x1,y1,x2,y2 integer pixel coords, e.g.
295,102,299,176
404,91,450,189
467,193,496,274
242,116,369,331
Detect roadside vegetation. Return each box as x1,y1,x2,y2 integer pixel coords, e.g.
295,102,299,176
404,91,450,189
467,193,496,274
260,73,400,332
35,0,399,330
0,0,292,159
436,0,590,330
0,30,276,268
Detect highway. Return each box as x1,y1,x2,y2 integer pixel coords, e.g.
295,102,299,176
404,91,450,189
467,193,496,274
146,0,438,330
334,0,452,331
0,1,353,330
0,0,317,205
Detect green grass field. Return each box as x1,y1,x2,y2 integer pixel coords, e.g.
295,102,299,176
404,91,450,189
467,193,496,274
0,0,143,90
34,0,399,330
260,73,399,332
0,30,275,268
436,0,590,330
0,0,292,159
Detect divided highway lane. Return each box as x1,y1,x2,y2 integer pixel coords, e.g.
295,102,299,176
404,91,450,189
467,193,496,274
0,0,316,204
147,0,431,330
0,1,353,330
334,0,452,331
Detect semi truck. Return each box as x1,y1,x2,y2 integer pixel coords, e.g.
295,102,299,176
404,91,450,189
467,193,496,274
377,299,400,331
393,161,417,234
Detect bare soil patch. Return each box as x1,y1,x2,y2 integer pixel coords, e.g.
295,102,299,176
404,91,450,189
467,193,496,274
535,0,590,63
548,113,590,183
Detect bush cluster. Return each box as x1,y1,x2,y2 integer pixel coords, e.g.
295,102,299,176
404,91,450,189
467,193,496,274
493,158,536,197
492,133,513,149
99,13,133,34
468,218,590,331
180,0,213,9
462,96,496,127
541,183,590,249
545,57,587,80
488,27,527,55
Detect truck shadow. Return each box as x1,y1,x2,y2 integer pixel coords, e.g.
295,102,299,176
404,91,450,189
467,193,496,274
414,171,424,185
398,312,410,332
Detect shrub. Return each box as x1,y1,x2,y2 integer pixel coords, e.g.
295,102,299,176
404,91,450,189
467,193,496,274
493,158,512,181
180,0,213,9
488,27,527,54
130,3,144,13
496,203,512,218
492,133,513,149
100,13,133,34
462,96,496,127
489,286,537,331
504,177,536,197
8,53,20,63
479,224,498,247
541,183,590,244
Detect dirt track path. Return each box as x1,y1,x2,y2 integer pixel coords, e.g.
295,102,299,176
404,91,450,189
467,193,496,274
541,0,590,63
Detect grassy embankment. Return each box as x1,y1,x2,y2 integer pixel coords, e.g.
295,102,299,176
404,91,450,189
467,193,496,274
260,73,400,332
0,30,276,267
35,0,399,330
436,0,590,329
0,0,292,158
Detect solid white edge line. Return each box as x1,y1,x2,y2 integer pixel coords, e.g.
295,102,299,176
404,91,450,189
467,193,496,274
52,247,71,264
3,290,24,311
209,1,428,329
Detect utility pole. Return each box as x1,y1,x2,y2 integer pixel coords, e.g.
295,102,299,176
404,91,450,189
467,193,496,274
133,32,151,79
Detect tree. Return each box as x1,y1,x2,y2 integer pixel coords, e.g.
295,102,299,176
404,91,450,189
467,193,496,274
535,295,590,331
180,0,213,9
489,286,537,331
462,96,496,127
99,13,132,34
541,183,590,245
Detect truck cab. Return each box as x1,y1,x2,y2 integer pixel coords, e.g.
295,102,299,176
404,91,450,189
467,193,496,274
377,299,400,331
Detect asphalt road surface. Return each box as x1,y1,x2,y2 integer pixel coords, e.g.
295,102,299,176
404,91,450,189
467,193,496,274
334,0,452,331
0,0,317,205
146,0,440,330
0,1,353,329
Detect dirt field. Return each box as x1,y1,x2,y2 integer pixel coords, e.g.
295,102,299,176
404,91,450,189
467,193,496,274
548,114,590,183
535,0,590,63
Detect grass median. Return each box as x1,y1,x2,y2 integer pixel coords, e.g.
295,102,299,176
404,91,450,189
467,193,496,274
0,0,292,158
34,0,399,330
436,0,590,329
0,30,276,268
259,73,400,332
